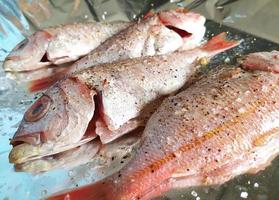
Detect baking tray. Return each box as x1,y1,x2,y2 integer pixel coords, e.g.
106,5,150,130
0,20,278,200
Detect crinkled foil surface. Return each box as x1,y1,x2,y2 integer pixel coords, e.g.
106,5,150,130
0,0,279,199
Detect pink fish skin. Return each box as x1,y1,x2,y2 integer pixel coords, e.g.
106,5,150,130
28,9,206,92
9,33,240,166
3,21,130,72
47,51,279,200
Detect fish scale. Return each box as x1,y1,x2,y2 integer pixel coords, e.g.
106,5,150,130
116,67,279,199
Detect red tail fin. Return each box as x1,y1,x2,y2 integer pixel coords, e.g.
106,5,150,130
201,32,241,55
28,67,70,92
47,180,115,200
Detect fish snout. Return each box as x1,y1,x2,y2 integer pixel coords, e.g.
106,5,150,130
3,30,53,72
4,55,21,62
3,58,21,72
10,131,45,146
9,130,43,164
9,142,40,164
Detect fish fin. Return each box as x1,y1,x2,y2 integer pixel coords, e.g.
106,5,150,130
201,32,241,55
28,67,70,92
240,51,279,73
46,180,114,200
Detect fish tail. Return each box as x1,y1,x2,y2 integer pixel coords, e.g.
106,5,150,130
47,180,114,200
202,32,241,55
28,68,70,92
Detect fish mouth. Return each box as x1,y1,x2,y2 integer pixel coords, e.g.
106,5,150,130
3,54,52,73
9,118,98,164
4,52,51,65
9,133,97,165
14,139,101,174
10,131,44,146
4,55,21,61
13,128,143,174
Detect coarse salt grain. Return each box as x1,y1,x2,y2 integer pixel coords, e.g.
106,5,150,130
240,191,248,199
191,190,198,197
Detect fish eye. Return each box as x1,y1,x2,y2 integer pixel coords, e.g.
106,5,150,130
24,95,52,122
16,39,28,50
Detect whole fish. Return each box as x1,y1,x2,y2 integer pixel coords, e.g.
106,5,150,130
47,51,279,200
3,21,130,72
9,33,239,165
28,9,206,92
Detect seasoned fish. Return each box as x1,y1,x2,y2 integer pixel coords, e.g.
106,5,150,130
28,9,206,92
3,21,130,72
9,33,239,165
47,51,279,200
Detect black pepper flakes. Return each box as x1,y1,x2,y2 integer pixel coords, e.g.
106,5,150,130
122,155,129,159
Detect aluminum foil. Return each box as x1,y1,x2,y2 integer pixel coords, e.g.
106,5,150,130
0,0,279,200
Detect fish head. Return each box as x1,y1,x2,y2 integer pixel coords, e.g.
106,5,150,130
158,9,206,50
3,30,53,72
12,94,55,146
9,78,96,164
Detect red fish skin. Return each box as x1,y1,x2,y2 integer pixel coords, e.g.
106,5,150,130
47,51,279,200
